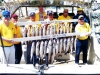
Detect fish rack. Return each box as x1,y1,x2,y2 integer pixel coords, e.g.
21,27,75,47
13,19,91,64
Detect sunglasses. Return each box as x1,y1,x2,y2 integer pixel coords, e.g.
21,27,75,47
79,18,84,20
4,15,10,18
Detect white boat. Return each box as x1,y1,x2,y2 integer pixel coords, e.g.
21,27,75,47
0,0,100,74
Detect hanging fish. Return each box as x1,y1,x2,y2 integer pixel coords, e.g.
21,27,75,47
21,27,26,37
39,26,43,36
31,42,36,59
55,39,59,54
43,25,46,36
70,37,74,53
63,38,67,52
63,23,66,33
69,23,73,33
21,27,27,44
27,27,31,37
58,25,61,34
40,41,44,59
50,25,53,35
69,23,74,53
32,26,35,36
66,38,70,53
59,25,63,34
50,23,55,35
65,23,70,54
62,23,66,50
66,23,70,33
36,41,40,57
46,40,52,61
53,24,56,35
43,40,48,58
46,25,50,35
53,39,56,47
59,38,63,53
51,42,56,64
35,26,39,36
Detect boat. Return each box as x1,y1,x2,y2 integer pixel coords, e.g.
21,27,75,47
0,0,100,75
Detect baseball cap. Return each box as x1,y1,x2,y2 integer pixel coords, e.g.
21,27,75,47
77,8,83,11
47,10,53,15
2,10,10,18
78,15,84,20
11,14,18,19
30,12,35,16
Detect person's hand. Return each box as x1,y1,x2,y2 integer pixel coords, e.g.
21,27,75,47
86,32,91,36
6,39,15,44
77,33,86,37
86,33,89,36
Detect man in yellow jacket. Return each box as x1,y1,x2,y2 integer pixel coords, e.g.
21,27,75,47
58,9,71,20
11,14,22,64
35,6,47,21
75,15,91,65
58,9,73,54
58,9,72,33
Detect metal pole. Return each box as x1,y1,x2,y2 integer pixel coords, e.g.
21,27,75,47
0,33,8,66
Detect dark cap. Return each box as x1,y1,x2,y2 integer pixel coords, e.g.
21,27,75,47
78,15,84,19
30,12,35,16
47,10,53,15
11,14,18,18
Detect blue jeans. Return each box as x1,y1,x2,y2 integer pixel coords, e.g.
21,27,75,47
75,39,88,64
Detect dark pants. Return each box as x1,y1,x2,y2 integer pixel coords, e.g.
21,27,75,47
26,40,36,64
75,39,88,64
14,42,22,64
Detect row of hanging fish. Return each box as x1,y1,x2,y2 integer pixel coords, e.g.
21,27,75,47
21,22,73,36
30,38,75,64
21,22,76,63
